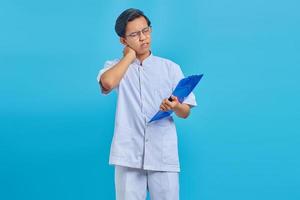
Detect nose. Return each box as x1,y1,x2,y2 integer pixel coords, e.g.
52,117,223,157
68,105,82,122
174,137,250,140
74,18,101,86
139,31,146,40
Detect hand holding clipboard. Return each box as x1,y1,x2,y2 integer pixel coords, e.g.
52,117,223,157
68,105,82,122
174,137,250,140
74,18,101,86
149,74,203,123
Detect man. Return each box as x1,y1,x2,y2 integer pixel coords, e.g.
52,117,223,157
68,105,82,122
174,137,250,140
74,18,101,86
97,8,197,200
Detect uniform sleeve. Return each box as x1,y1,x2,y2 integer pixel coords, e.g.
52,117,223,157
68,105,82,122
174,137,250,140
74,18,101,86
96,59,120,95
171,63,197,107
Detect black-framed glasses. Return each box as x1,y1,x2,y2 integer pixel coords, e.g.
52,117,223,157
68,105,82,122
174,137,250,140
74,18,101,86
126,26,152,40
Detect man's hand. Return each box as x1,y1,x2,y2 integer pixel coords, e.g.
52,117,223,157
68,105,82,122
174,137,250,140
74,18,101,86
159,95,191,118
160,95,180,111
123,45,136,62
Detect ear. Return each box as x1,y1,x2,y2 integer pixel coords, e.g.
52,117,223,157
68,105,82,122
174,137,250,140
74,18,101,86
120,37,127,46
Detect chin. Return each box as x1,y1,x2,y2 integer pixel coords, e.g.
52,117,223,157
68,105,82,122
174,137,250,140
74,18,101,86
138,49,150,55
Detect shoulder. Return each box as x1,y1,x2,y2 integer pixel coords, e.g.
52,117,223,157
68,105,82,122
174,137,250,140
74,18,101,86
103,58,120,67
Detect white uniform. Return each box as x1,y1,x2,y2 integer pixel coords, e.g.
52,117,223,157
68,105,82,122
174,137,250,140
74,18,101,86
97,52,197,199
115,165,179,200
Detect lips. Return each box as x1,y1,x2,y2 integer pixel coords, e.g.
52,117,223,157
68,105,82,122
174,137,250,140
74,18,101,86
141,43,149,48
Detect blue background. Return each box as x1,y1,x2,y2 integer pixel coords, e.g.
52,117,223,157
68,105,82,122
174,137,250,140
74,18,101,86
0,0,299,199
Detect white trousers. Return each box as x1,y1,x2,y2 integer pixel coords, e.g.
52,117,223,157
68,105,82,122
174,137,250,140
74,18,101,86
114,165,179,200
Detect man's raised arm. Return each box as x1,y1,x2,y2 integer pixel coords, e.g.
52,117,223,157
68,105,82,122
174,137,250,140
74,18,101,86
99,46,136,93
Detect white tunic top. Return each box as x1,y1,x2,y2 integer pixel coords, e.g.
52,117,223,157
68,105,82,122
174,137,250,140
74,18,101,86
97,52,197,172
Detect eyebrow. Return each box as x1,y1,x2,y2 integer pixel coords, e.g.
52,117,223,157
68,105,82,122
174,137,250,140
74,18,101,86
128,26,149,34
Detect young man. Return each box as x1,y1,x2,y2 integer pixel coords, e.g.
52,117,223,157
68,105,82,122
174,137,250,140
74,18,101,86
97,8,197,200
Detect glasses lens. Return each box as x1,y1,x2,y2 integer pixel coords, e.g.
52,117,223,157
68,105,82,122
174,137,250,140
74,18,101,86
127,26,151,39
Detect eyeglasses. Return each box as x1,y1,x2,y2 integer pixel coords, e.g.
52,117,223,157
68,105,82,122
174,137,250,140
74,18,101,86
126,26,152,40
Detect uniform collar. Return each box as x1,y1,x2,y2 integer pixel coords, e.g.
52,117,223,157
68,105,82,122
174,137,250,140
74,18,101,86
133,51,153,66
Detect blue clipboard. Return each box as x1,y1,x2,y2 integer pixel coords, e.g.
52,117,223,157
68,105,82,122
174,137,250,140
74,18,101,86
148,74,203,123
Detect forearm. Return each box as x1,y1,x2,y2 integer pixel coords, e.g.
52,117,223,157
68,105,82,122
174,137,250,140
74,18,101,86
100,54,135,90
173,103,190,119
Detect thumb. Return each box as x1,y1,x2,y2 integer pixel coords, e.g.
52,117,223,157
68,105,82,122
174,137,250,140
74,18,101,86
171,95,178,101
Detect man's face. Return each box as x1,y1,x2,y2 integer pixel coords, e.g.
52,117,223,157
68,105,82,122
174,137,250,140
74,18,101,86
122,16,151,56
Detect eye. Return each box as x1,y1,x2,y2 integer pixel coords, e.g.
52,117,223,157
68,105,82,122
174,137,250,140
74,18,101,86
143,27,150,33
129,32,138,37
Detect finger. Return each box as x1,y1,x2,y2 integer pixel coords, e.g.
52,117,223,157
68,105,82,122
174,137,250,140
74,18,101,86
163,99,173,110
163,103,172,110
163,98,169,104
160,104,167,111
171,95,178,102
164,99,173,108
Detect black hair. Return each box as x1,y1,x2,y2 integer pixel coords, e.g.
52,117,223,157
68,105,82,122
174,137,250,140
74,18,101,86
115,8,151,37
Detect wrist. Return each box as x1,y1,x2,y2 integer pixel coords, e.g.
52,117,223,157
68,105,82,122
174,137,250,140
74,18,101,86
124,52,136,62
172,102,181,112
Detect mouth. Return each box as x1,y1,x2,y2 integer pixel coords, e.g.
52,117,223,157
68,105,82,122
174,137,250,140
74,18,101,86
141,43,149,48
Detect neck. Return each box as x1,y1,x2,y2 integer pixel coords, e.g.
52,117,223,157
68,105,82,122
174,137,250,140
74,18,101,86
136,50,151,63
